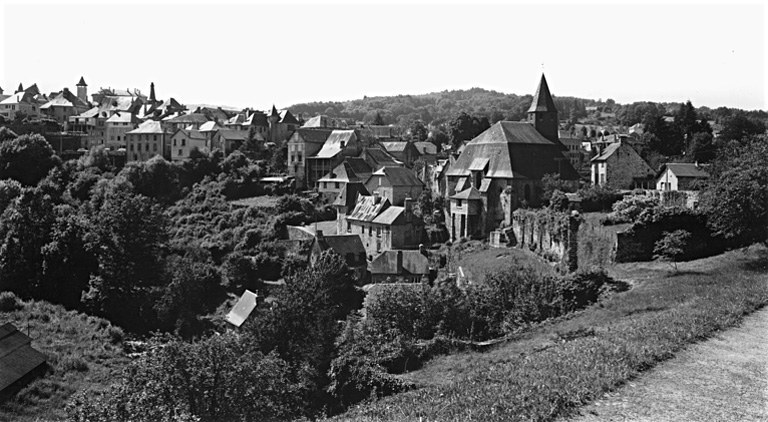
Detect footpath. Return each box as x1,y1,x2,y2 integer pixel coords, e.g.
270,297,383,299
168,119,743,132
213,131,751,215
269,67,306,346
567,306,768,422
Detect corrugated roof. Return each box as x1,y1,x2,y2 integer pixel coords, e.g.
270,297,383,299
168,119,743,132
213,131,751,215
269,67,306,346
662,163,709,179
347,195,390,222
447,121,579,180
225,290,258,327
372,206,404,225
370,167,424,187
0,323,47,392
312,130,357,159
369,250,429,276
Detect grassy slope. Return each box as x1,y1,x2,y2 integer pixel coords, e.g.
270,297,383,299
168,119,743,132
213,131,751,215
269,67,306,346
453,243,555,283
332,245,768,422
0,300,129,422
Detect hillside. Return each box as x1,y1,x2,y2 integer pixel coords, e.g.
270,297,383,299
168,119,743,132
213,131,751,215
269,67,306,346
330,245,768,422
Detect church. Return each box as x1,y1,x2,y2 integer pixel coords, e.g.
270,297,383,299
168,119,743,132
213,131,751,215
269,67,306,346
445,74,581,241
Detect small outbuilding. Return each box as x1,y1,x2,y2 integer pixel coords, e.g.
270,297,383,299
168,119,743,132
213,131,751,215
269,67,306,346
0,323,47,399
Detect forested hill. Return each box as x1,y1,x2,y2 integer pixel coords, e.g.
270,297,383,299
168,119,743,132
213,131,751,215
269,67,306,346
289,87,595,127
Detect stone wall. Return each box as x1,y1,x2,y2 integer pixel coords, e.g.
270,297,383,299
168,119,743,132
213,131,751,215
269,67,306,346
509,209,580,272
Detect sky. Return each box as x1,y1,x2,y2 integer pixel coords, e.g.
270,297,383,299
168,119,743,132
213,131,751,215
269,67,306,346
1,0,766,111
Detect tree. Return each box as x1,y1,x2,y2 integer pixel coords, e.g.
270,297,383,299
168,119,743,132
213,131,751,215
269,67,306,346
653,230,691,272
408,120,429,142
700,135,768,244
718,113,766,143
448,112,490,150
373,112,385,125
686,132,715,163
0,133,59,186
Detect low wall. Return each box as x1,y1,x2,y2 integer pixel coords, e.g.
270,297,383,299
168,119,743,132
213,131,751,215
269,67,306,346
509,209,580,272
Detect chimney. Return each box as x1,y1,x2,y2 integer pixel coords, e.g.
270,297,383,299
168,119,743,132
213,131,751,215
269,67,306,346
404,197,413,222
373,191,381,204
396,250,403,272
419,243,427,257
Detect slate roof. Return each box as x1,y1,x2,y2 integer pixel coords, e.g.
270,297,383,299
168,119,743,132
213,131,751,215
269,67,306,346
0,323,47,393
293,127,334,144
279,109,300,125
528,74,557,113
127,120,165,134
344,157,373,180
413,141,437,155
590,142,621,161
1,92,34,105
77,76,87,86
173,128,207,142
333,182,369,209
381,141,409,153
451,186,483,200
225,290,258,327
370,166,424,187
312,130,357,159
315,234,366,265
165,113,210,124
318,161,363,183
372,206,404,225
447,121,579,180
216,129,249,141
199,121,222,132
369,250,430,276
105,112,135,123
661,163,709,179
362,147,402,169
347,195,390,222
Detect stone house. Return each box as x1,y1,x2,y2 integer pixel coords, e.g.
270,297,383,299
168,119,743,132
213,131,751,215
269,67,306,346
344,194,423,259
310,231,369,282
170,128,208,162
369,250,430,283
590,141,655,189
0,86,42,121
656,162,709,191
365,166,424,206
380,141,420,168
104,112,138,149
317,160,370,200
212,129,252,154
306,130,361,190
125,120,170,161
287,127,334,189
333,182,370,235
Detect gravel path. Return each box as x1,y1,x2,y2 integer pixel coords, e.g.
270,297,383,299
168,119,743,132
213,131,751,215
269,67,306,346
566,306,768,422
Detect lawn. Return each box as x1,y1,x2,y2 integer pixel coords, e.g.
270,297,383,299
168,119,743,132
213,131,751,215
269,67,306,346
451,241,555,283
331,245,768,421
0,298,129,422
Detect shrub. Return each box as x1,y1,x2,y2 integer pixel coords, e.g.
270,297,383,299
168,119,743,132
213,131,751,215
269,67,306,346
60,356,89,372
653,230,692,272
605,194,659,224
577,185,624,212
0,291,22,312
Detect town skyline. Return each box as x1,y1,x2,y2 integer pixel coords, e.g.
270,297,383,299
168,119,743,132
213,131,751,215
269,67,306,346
1,1,765,111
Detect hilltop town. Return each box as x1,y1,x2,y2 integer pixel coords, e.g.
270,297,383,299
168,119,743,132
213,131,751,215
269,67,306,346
0,73,766,421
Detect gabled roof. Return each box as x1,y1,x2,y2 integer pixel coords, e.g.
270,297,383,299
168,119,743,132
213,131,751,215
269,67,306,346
199,121,222,132
344,157,373,179
451,186,483,200
370,166,424,187
590,142,621,161
413,141,437,155
315,234,365,262
292,127,334,144
279,109,299,125
225,290,258,327
105,112,135,123
172,128,207,141
362,147,402,169
0,323,47,392
372,205,405,225
347,195,390,222
660,163,709,179
0,91,33,105
319,161,362,183
127,120,166,134
312,130,357,159
333,181,369,209
528,73,557,113
447,121,579,180
216,128,250,141
380,141,410,153
165,113,210,124
369,250,430,276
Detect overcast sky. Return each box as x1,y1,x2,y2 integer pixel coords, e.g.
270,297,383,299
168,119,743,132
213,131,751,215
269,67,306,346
1,0,765,111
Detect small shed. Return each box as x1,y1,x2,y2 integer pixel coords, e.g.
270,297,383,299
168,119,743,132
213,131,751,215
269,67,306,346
225,290,258,327
0,323,47,399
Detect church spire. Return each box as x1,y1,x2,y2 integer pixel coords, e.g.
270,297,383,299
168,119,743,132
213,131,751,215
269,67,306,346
149,82,156,102
527,73,557,113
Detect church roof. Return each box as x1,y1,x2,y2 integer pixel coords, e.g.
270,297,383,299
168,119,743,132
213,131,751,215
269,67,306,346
527,73,557,113
446,121,579,180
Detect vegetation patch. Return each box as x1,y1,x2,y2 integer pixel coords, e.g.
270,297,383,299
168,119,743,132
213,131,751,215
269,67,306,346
330,245,768,422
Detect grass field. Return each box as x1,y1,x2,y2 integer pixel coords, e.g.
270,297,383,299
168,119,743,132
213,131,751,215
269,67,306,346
0,298,129,422
452,242,555,283
331,245,768,421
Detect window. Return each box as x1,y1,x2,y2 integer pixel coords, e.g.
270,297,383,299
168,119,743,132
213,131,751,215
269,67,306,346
335,182,340,189
181,139,186,147
130,144,134,151
457,199,462,207
376,227,381,237
153,144,157,152
173,139,177,146
145,144,150,151
178,149,183,156
154,135,158,141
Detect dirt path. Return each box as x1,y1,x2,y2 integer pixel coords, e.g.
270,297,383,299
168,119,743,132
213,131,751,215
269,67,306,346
566,306,768,422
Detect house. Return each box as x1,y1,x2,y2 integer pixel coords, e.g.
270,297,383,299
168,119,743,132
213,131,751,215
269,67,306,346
333,181,370,235
163,112,211,131
413,141,438,164
365,166,424,206
380,141,420,167
267,106,300,143
369,250,430,283
344,194,423,259
310,231,368,282
125,120,170,161
40,81,90,127
360,146,402,171
302,114,345,128
656,162,709,191
69,84,145,148
0,87,42,121
212,129,253,154
306,130,361,190
225,290,258,327
170,128,208,161
104,112,138,149
317,160,368,199
444,74,581,240
591,141,655,190
558,130,586,174
225,109,270,138
287,127,334,188
0,323,47,399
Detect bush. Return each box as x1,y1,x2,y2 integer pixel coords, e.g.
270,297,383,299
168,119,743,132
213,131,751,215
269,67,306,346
605,194,659,224
0,291,22,312
577,185,624,212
